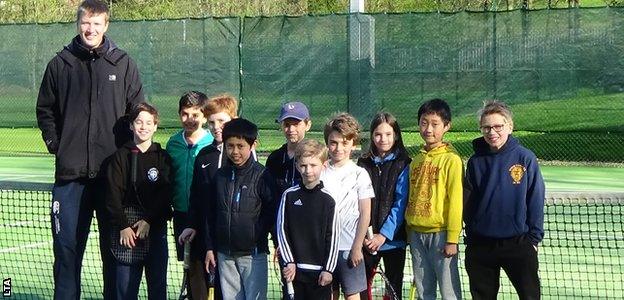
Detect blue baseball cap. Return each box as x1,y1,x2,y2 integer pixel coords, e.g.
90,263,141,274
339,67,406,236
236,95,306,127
276,102,310,123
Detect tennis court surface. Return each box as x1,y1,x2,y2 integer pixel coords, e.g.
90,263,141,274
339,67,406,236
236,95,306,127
1,180,622,299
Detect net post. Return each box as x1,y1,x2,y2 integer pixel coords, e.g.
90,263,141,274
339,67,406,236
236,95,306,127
348,0,376,128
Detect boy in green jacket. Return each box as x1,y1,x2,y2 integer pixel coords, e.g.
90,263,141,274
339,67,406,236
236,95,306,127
166,91,213,286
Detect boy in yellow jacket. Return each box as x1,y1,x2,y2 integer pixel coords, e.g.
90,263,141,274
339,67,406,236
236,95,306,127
405,98,463,300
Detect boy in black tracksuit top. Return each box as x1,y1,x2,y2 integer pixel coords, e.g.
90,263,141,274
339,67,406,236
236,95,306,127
202,118,278,299
464,100,545,300
277,139,340,300
105,102,173,299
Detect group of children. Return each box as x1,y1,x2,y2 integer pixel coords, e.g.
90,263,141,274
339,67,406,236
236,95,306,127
103,93,544,300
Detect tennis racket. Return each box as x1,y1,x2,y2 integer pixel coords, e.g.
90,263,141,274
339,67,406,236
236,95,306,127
370,263,399,300
208,267,215,300
272,251,295,300
178,241,191,300
366,226,378,255
409,282,417,300
110,205,149,265
110,150,149,265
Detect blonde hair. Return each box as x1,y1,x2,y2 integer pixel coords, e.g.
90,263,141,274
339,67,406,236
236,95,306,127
205,94,238,118
478,100,514,125
295,139,328,163
323,112,361,145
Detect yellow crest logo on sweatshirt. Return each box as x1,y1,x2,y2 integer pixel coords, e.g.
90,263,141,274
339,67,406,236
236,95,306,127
509,164,526,185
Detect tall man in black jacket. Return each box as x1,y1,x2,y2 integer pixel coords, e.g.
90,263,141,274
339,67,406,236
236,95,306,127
35,1,144,298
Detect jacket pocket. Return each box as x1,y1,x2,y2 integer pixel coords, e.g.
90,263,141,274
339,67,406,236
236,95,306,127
230,211,258,251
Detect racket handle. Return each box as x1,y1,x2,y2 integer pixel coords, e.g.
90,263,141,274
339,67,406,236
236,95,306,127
183,241,191,269
286,281,295,300
208,287,214,300
409,283,416,300
131,149,138,184
366,226,377,255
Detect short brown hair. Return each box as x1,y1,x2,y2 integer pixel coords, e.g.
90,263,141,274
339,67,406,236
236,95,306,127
478,100,514,126
323,113,361,145
76,0,110,23
204,94,238,118
129,102,159,125
295,139,328,163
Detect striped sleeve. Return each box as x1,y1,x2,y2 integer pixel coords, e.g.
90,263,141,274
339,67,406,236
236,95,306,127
277,187,296,264
323,189,340,273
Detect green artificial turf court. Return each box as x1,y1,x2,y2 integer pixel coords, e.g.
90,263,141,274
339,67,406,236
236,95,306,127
2,188,622,299
2,153,622,192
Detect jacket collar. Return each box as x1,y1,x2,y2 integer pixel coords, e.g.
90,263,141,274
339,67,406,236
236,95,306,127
300,181,325,192
419,142,457,156
472,135,519,155
123,140,161,153
372,152,397,164
59,35,124,66
231,156,255,174
66,35,112,59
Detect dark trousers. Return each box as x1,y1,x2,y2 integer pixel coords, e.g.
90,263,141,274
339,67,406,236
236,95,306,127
292,271,332,300
114,224,168,300
360,247,406,300
173,211,222,300
51,179,115,300
465,235,540,300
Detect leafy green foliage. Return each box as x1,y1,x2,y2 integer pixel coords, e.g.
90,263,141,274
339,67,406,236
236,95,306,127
0,0,618,23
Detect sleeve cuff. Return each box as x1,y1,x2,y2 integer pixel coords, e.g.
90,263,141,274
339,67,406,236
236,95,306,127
446,229,461,244
379,226,394,241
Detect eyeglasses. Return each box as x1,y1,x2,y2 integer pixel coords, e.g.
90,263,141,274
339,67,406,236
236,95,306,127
480,124,506,134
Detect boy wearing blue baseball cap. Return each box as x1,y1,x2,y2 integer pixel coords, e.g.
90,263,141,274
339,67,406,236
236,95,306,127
266,101,313,196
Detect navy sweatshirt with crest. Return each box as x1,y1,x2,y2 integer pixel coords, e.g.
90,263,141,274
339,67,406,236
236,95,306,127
464,136,545,246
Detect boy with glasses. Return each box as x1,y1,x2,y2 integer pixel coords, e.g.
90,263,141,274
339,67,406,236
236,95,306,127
464,100,545,299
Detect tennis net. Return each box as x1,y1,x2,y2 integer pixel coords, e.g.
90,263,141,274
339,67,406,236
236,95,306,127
1,181,622,299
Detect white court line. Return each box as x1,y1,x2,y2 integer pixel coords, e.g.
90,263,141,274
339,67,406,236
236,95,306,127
0,217,49,228
0,232,98,253
0,241,51,253
0,174,46,180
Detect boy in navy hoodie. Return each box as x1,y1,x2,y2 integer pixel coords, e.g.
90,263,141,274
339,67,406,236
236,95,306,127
464,100,545,300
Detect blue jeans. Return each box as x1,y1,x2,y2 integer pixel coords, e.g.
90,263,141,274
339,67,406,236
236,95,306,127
217,251,268,300
114,224,168,300
51,179,114,299
408,231,462,300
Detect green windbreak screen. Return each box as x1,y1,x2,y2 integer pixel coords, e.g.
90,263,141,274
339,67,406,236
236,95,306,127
0,9,623,161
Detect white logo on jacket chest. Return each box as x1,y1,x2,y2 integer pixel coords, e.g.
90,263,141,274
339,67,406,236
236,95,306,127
293,199,303,206
108,74,117,81
147,167,159,182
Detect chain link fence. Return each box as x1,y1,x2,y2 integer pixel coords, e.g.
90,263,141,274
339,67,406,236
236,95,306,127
0,8,623,162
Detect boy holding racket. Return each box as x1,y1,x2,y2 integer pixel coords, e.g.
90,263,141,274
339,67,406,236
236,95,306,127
191,118,277,300
405,99,463,299
277,139,340,300
104,102,173,299
178,94,239,299
166,91,213,298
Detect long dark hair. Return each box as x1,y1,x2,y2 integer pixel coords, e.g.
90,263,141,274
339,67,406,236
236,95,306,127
365,112,408,158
